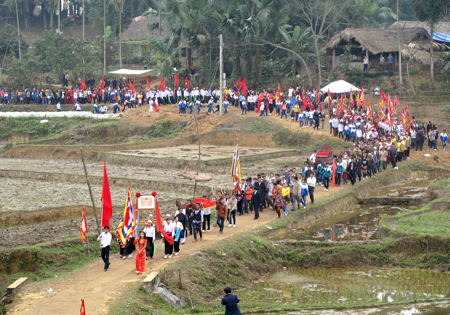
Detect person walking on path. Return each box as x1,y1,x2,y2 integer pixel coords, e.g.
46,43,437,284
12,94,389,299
216,198,227,233
143,221,155,259
97,226,112,272
221,287,242,315
133,231,147,274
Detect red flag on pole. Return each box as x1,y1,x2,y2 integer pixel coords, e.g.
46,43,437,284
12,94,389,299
80,299,86,315
278,82,282,94
242,78,248,96
80,206,87,244
98,76,104,96
146,76,151,89
185,77,189,89
80,79,86,91
154,192,174,245
160,77,165,91
128,78,136,92
174,74,179,87
101,161,112,230
332,158,337,188
237,77,241,91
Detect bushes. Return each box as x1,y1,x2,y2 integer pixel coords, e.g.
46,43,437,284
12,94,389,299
147,120,187,139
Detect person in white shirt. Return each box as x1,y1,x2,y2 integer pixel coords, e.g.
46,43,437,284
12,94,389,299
75,102,81,111
143,221,155,259
163,215,174,258
56,102,61,112
97,226,112,271
306,173,316,204
309,151,317,164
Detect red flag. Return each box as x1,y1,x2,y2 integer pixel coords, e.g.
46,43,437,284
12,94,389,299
303,97,308,111
98,76,104,96
80,206,87,245
174,74,179,87
128,78,136,92
146,76,151,89
242,78,248,96
278,82,282,94
154,192,174,245
154,102,159,112
80,299,86,315
160,77,165,91
185,77,189,89
238,77,241,91
101,161,112,230
332,158,337,188
80,79,86,91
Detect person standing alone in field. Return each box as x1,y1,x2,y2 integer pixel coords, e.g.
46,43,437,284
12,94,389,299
221,287,242,315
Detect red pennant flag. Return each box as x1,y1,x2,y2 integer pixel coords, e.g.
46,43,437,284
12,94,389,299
185,77,189,89
80,299,86,315
80,206,87,245
160,77,165,91
303,98,308,111
101,161,112,230
98,76,104,96
242,78,248,96
128,78,136,92
174,74,179,87
80,79,86,91
146,76,151,89
154,192,174,245
154,102,159,112
238,77,241,90
332,158,337,188
278,82,282,94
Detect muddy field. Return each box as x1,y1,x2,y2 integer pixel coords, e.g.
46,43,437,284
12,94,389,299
0,177,191,212
114,145,281,160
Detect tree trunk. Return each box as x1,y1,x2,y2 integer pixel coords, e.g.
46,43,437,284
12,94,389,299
406,60,416,96
430,27,434,87
50,11,53,29
43,7,47,29
396,0,402,85
313,35,322,87
187,47,192,75
252,46,261,86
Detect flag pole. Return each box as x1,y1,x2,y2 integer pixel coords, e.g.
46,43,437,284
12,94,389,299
86,232,91,262
81,149,101,233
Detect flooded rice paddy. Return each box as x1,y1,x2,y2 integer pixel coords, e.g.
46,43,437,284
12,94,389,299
237,267,450,309
249,300,450,315
362,177,433,199
293,204,416,242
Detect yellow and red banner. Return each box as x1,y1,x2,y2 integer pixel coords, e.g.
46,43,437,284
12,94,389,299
80,206,87,245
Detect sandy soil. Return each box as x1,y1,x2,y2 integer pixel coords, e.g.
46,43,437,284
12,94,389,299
8,185,345,315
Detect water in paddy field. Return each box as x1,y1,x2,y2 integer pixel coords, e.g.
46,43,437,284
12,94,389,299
236,268,450,312
293,204,416,242
362,177,434,199
248,301,450,314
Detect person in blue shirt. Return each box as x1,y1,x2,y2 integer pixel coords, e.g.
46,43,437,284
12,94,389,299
221,287,242,315
336,158,344,186
322,163,332,191
188,101,193,114
387,53,394,71
440,130,448,150
195,100,201,114
207,97,215,115
224,99,229,114
112,103,119,114
93,103,99,113
241,99,247,115
316,163,323,186
178,99,184,114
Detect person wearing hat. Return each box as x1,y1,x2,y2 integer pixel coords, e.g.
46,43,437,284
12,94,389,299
163,214,174,258
207,97,215,115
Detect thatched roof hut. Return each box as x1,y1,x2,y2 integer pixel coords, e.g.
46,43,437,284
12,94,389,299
325,27,445,68
122,15,171,42
389,21,450,34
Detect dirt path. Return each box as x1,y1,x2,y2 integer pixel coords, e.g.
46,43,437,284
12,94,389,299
8,186,344,315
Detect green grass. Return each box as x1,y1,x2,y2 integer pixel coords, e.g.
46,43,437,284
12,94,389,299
0,104,92,112
396,211,450,236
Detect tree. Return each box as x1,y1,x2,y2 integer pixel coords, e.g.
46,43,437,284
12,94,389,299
291,0,351,87
411,0,448,84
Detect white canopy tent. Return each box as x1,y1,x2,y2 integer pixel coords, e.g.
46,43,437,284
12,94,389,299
108,69,151,75
320,80,361,94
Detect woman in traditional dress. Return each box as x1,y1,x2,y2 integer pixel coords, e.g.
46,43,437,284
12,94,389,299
133,231,147,274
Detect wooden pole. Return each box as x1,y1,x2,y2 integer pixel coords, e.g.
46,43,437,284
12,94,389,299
86,232,91,262
193,105,201,168
81,149,101,233
193,181,197,200
219,34,223,115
